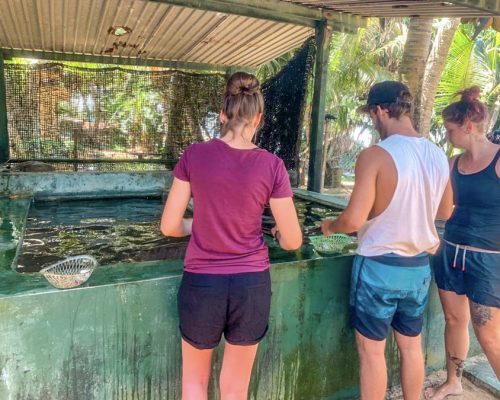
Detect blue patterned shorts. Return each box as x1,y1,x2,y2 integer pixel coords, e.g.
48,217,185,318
349,253,431,341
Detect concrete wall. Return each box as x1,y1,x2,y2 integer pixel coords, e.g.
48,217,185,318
0,171,171,200
0,254,464,400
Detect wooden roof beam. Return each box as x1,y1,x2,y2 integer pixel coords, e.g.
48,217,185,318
148,0,366,32
1,49,255,72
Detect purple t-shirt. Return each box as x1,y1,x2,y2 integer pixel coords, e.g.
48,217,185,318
173,138,293,274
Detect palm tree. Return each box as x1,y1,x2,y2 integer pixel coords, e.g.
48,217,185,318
322,18,406,187
256,51,294,82
399,17,434,108
418,18,461,136
430,25,500,151
398,18,462,134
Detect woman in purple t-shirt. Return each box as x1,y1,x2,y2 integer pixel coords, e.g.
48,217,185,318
161,72,302,400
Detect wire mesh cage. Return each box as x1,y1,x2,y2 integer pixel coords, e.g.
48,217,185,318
309,234,357,256
39,255,98,289
4,39,314,173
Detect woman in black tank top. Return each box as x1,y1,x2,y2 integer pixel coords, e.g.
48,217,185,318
425,87,500,400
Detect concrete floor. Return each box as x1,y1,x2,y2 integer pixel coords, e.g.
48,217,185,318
386,371,497,400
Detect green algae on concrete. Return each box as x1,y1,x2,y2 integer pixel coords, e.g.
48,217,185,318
0,197,31,272
0,258,467,396
0,256,363,400
0,251,475,400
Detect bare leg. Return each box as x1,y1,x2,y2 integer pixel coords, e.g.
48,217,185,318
355,330,387,400
219,342,259,400
425,289,470,400
181,338,214,400
394,331,424,400
470,301,500,379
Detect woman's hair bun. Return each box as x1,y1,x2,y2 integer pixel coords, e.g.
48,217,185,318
240,85,260,96
221,72,264,136
459,86,481,103
226,73,260,96
443,85,488,127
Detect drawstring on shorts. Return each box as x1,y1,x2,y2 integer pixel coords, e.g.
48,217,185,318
452,245,459,269
450,242,467,271
461,247,466,272
445,240,500,272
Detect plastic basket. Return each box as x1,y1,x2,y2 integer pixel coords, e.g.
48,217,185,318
309,234,356,255
40,255,98,289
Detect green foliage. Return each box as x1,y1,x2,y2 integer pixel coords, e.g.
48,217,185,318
434,26,499,114
256,51,295,82
327,19,406,134
322,19,498,162
101,77,164,151
323,19,407,172
430,26,499,148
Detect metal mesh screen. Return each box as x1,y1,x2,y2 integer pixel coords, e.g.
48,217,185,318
5,65,225,170
5,39,315,172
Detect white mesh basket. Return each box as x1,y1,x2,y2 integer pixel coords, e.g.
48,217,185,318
309,234,356,255
40,256,98,289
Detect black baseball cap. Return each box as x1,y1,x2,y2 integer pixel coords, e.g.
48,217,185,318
358,81,412,113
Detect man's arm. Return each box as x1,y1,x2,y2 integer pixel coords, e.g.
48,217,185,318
321,148,379,235
436,156,455,221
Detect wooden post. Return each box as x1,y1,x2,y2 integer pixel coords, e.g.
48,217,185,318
307,20,332,192
0,52,9,164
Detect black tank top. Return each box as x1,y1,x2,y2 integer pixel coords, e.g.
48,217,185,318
444,149,500,250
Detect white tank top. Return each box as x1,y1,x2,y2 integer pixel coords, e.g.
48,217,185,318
357,134,449,256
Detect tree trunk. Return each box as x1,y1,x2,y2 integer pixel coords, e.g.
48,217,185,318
399,18,433,130
419,18,461,136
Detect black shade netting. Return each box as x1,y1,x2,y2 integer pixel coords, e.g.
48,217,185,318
256,37,315,170
5,65,226,170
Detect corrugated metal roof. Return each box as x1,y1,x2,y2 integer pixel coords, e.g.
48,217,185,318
0,0,496,69
0,0,313,68
287,0,499,17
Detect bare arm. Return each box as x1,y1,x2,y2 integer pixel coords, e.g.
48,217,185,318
321,148,378,235
269,197,302,250
436,156,456,221
436,179,453,220
160,178,192,237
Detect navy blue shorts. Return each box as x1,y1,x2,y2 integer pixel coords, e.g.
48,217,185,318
178,270,271,349
433,241,500,308
349,253,432,341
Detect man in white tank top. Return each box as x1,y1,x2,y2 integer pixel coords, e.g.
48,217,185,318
321,81,451,400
